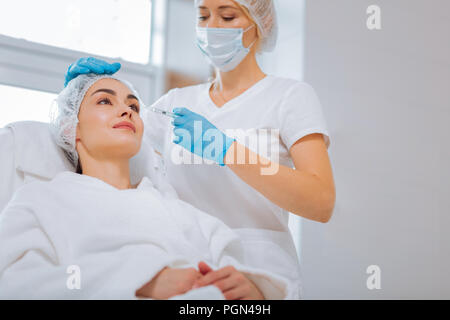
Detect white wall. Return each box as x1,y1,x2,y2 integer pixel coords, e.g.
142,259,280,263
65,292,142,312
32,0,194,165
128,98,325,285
301,0,450,299
258,0,305,81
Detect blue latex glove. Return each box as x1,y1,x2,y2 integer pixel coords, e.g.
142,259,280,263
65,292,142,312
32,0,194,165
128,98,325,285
172,108,235,166
64,57,121,87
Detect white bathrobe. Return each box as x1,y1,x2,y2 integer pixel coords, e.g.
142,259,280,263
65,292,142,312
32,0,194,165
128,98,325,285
0,172,289,300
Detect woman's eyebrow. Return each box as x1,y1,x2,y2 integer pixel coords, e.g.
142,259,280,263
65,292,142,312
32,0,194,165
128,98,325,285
218,6,238,10
198,5,237,10
91,88,116,96
127,94,138,101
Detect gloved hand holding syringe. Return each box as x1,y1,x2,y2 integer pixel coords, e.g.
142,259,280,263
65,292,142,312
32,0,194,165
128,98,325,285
150,106,236,166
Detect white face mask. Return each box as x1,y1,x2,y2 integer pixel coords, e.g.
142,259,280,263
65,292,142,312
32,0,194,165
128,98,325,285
195,25,256,72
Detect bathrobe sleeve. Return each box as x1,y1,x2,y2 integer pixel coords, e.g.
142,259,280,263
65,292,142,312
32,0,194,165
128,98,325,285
186,204,290,300
0,195,174,300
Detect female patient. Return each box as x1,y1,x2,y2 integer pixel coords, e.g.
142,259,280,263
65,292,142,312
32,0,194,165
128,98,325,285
0,74,288,300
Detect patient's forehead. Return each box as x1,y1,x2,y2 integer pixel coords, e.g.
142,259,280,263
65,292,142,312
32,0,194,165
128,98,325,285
85,78,133,98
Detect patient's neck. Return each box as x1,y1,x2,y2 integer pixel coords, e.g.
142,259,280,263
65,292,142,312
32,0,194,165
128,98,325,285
80,156,133,190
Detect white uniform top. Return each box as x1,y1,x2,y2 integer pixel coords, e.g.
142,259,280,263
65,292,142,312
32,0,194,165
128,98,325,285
144,75,331,298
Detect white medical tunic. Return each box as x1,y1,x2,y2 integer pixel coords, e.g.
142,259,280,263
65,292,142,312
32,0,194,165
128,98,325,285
0,172,289,299
144,75,331,298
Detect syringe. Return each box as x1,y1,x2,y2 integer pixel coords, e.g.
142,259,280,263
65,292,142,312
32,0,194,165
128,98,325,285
149,107,177,118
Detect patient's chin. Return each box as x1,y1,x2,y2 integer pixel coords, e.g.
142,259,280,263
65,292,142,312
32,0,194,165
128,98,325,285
105,130,140,144
109,142,141,160
94,131,142,160
111,129,142,144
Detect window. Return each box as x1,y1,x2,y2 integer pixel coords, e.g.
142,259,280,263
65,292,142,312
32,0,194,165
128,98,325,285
0,0,152,64
0,84,56,128
0,0,168,126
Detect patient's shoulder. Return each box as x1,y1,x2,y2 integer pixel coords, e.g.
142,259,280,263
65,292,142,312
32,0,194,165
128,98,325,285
8,179,53,203
7,171,75,205
0,172,78,219
0,180,51,218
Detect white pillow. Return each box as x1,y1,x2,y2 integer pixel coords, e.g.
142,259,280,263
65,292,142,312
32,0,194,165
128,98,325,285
7,121,74,178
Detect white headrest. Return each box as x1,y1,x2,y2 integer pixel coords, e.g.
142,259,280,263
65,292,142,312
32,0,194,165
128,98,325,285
7,121,74,179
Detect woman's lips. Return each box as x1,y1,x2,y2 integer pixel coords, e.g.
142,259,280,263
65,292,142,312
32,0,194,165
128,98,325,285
113,121,136,133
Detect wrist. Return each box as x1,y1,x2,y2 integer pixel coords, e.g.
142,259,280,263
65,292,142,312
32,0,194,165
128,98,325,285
135,267,168,298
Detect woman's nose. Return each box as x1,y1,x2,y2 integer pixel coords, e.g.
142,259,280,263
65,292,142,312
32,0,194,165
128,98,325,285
206,15,221,28
118,105,132,118
120,111,131,118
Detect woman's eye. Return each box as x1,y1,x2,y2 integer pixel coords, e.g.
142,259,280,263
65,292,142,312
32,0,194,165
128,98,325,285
98,98,112,105
223,16,235,21
198,16,208,21
130,104,139,112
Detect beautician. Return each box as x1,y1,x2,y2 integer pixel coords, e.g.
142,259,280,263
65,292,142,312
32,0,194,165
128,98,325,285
64,0,335,298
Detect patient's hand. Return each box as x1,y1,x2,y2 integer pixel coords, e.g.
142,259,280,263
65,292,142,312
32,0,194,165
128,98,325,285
136,267,202,299
193,262,265,300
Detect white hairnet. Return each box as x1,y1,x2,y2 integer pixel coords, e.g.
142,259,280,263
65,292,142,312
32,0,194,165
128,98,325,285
234,0,278,52
51,74,143,168
195,0,278,52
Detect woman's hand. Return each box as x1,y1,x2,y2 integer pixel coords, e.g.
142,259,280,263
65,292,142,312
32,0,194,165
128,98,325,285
193,261,265,300
171,107,235,166
136,266,202,299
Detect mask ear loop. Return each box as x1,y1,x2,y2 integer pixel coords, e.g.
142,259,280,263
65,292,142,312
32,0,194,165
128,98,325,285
244,24,255,33
243,24,257,49
247,38,257,50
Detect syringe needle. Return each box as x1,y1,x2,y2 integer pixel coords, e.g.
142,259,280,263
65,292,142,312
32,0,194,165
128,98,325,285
150,107,177,118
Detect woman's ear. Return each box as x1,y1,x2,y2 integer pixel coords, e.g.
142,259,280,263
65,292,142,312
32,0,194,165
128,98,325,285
253,27,262,53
